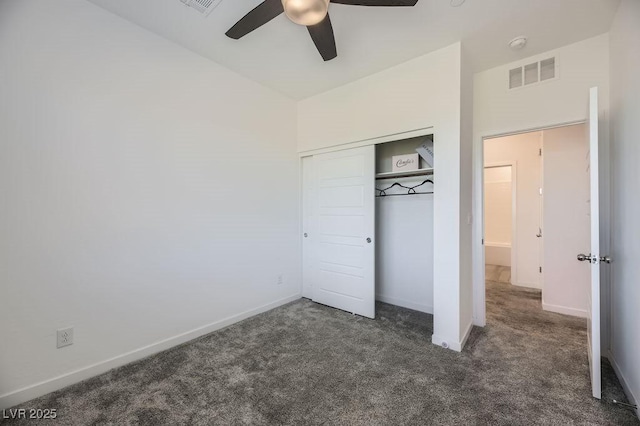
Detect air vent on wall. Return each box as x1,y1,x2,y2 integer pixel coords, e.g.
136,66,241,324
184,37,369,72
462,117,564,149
180,0,223,16
509,57,556,89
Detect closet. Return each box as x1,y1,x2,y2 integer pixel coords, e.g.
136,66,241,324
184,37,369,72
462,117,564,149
375,136,434,314
301,134,434,318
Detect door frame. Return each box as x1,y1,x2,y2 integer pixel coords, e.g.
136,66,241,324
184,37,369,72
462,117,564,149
472,120,586,327
483,161,518,286
300,156,314,299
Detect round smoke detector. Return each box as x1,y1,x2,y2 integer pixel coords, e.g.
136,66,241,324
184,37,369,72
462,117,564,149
509,36,528,50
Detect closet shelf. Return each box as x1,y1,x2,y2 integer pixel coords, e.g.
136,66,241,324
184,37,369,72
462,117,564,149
375,168,434,180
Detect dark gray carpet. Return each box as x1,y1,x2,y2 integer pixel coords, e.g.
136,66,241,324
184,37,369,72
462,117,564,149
3,281,639,425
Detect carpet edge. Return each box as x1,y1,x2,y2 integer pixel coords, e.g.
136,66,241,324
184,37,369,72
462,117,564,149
0,293,302,410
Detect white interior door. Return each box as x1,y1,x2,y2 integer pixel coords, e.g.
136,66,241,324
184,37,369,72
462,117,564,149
579,86,601,399
311,146,375,318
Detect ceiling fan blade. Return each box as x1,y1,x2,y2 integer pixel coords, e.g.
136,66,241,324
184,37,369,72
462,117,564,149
307,14,337,61
330,0,418,5
226,0,284,39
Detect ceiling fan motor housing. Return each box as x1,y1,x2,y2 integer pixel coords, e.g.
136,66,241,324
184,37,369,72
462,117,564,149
282,0,330,26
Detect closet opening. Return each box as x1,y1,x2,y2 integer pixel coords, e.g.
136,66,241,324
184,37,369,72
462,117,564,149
300,132,435,320
375,135,434,315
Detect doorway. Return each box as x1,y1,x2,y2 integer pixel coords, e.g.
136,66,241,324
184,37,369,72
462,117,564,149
484,131,542,291
475,87,604,399
482,123,590,316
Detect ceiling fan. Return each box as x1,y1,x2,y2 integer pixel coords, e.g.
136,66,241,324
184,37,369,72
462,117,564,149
225,0,419,61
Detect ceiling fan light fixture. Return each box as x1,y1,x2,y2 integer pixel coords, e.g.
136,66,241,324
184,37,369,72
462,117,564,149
281,0,330,26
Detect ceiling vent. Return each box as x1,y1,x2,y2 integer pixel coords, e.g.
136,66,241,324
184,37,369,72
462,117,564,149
509,57,556,90
180,0,223,16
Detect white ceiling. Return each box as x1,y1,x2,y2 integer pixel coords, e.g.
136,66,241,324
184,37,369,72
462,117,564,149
87,0,620,100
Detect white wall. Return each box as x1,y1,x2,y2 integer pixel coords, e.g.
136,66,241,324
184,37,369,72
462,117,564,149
474,34,610,139
473,34,611,327
609,0,640,416
376,192,434,313
484,245,511,269
0,0,300,408
297,44,461,153
541,124,590,318
484,133,542,288
298,43,474,351
484,166,512,267
484,167,512,246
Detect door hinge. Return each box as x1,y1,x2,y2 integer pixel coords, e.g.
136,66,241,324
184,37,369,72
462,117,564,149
539,148,542,156
539,266,542,273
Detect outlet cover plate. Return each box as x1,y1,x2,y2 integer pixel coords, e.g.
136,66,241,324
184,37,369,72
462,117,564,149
57,327,74,348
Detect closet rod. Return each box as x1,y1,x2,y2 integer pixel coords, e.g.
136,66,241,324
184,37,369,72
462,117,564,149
376,191,433,198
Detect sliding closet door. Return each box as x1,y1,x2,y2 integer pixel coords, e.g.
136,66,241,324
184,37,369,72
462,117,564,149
311,146,375,319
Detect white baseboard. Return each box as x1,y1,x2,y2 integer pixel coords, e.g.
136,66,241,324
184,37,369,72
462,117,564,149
376,294,433,314
431,321,474,353
514,282,542,290
608,351,640,420
0,294,301,410
542,302,588,318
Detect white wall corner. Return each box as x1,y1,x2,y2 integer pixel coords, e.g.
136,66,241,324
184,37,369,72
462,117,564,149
459,321,474,351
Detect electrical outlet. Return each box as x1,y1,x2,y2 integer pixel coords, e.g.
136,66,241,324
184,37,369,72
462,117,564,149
57,327,74,348
277,274,284,285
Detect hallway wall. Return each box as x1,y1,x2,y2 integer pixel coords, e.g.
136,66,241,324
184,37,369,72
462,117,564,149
484,132,542,289
484,166,512,267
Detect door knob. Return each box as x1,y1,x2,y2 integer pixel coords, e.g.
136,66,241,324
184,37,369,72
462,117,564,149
577,253,591,262
304,233,308,238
